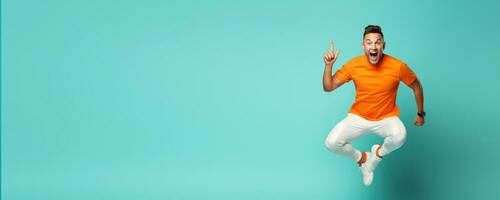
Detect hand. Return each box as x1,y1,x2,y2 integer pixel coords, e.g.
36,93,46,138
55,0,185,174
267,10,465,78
323,40,340,66
414,116,425,126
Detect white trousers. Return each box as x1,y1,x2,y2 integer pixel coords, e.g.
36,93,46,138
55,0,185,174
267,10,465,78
324,113,407,161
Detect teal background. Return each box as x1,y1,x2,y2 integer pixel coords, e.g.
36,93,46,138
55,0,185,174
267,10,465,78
2,0,500,199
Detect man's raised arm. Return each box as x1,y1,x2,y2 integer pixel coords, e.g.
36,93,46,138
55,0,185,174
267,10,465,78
323,40,344,92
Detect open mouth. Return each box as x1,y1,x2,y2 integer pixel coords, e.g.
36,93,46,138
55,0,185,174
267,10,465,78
369,51,378,61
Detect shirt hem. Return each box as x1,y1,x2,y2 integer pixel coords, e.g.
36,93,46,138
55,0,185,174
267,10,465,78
347,111,400,121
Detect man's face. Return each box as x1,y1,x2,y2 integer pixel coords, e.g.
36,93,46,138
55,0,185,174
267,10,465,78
362,33,385,65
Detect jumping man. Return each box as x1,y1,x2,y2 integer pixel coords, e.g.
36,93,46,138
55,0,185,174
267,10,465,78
322,25,425,186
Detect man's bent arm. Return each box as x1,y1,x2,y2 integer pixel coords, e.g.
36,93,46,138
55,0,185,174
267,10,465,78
323,64,344,92
409,78,424,113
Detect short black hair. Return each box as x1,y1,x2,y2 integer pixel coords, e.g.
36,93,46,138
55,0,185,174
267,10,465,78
363,25,384,38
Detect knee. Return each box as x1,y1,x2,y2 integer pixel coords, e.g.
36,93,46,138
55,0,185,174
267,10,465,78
324,138,345,153
393,128,407,146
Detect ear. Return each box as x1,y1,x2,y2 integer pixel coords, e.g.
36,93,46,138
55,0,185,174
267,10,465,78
383,42,386,50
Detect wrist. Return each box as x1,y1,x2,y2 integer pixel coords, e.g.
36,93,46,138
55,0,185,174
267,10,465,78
417,111,426,118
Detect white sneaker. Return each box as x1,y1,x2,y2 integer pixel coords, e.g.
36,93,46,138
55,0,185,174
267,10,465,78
368,144,383,172
358,152,373,186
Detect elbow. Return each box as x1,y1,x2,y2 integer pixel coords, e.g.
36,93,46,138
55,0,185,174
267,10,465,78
323,86,334,92
411,79,423,93
412,87,423,95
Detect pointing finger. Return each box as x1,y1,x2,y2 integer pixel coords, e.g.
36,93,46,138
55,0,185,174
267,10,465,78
330,40,334,51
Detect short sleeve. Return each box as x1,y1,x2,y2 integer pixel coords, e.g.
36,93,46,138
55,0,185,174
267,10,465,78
399,62,417,86
334,64,352,83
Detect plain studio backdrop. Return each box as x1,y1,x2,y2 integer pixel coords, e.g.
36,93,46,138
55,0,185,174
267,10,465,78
2,0,500,199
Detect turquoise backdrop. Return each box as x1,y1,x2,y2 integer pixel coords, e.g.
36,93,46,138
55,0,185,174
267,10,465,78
2,0,500,199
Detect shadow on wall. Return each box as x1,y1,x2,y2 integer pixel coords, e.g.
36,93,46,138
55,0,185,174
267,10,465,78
372,125,435,200
372,112,500,200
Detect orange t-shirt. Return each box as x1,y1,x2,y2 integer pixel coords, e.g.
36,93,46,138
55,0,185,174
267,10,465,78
334,54,417,121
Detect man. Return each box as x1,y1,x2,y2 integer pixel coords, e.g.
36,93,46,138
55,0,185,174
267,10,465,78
322,25,425,186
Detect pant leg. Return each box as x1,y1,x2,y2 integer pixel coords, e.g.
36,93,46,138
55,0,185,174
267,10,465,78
324,114,371,161
371,116,407,156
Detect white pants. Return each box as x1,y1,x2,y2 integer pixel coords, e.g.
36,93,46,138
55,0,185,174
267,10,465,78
324,113,407,161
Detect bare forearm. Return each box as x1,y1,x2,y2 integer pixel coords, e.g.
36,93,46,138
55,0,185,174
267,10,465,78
413,84,424,113
323,64,334,91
